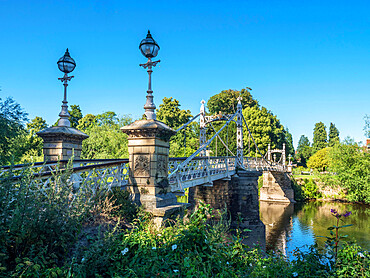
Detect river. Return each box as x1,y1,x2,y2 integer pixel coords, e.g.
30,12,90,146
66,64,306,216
260,201,370,260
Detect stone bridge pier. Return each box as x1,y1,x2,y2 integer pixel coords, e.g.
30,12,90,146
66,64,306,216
260,171,295,203
188,170,266,249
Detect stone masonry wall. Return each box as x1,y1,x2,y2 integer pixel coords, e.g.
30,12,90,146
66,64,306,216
189,170,265,248
260,171,295,203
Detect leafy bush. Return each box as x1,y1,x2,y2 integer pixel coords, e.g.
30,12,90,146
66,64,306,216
335,243,370,277
329,139,370,203
302,179,322,199
0,163,87,275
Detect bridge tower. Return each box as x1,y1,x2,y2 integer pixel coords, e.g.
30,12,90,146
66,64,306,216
199,100,207,156
236,97,243,168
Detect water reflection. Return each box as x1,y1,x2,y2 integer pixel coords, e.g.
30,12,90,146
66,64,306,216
260,201,370,259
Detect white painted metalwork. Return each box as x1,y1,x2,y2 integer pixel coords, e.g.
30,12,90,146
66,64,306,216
168,156,236,192
236,97,243,168
199,100,207,156
1,160,130,192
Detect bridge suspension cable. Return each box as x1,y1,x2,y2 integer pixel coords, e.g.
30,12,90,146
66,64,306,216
175,113,200,133
241,113,272,167
209,122,236,157
168,110,238,178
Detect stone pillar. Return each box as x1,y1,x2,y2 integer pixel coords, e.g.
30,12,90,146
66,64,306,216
189,170,266,249
260,171,295,203
37,126,88,161
121,119,186,223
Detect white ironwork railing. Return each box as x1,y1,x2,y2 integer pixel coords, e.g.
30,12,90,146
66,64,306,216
1,156,286,195
1,159,130,192
168,156,236,192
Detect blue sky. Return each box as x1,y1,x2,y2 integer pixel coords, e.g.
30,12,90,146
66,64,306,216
1,0,369,148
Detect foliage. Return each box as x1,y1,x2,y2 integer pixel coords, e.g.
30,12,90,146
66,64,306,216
296,135,313,167
79,112,132,159
328,122,340,147
335,242,370,277
307,147,331,171
205,88,294,159
157,97,192,130
291,245,331,277
72,203,294,278
242,106,286,156
312,122,327,152
207,87,258,115
69,104,83,128
284,127,295,159
329,139,370,203
156,97,199,157
0,97,28,165
290,177,306,202
0,161,86,275
364,114,370,138
321,209,352,259
77,113,97,130
301,178,322,199
0,160,139,277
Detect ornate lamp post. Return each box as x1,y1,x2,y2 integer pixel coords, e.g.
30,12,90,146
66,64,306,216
37,49,87,162
139,30,160,120
57,48,76,127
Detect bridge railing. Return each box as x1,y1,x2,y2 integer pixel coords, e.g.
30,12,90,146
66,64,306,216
1,159,130,191
168,156,236,192
244,157,286,172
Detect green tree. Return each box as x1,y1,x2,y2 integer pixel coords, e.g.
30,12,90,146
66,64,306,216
329,138,370,203
68,105,83,128
307,147,331,171
0,97,28,164
27,116,48,133
80,112,132,159
364,115,370,138
296,135,312,167
96,111,119,127
312,122,327,152
328,122,340,147
242,106,285,157
284,127,295,158
77,114,97,131
156,97,197,157
157,97,192,130
207,87,258,115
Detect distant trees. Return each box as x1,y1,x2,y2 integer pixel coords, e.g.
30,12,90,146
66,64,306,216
0,97,28,164
297,135,312,167
205,88,294,158
312,122,328,152
69,105,83,128
307,147,331,171
242,106,286,156
156,97,198,157
207,88,258,115
328,123,340,147
78,112,132,159
157,97,192,130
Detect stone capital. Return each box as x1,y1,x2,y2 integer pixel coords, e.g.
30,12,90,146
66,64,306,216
120,119,176,142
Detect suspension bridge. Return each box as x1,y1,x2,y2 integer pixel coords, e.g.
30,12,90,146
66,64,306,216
1,97,290,195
